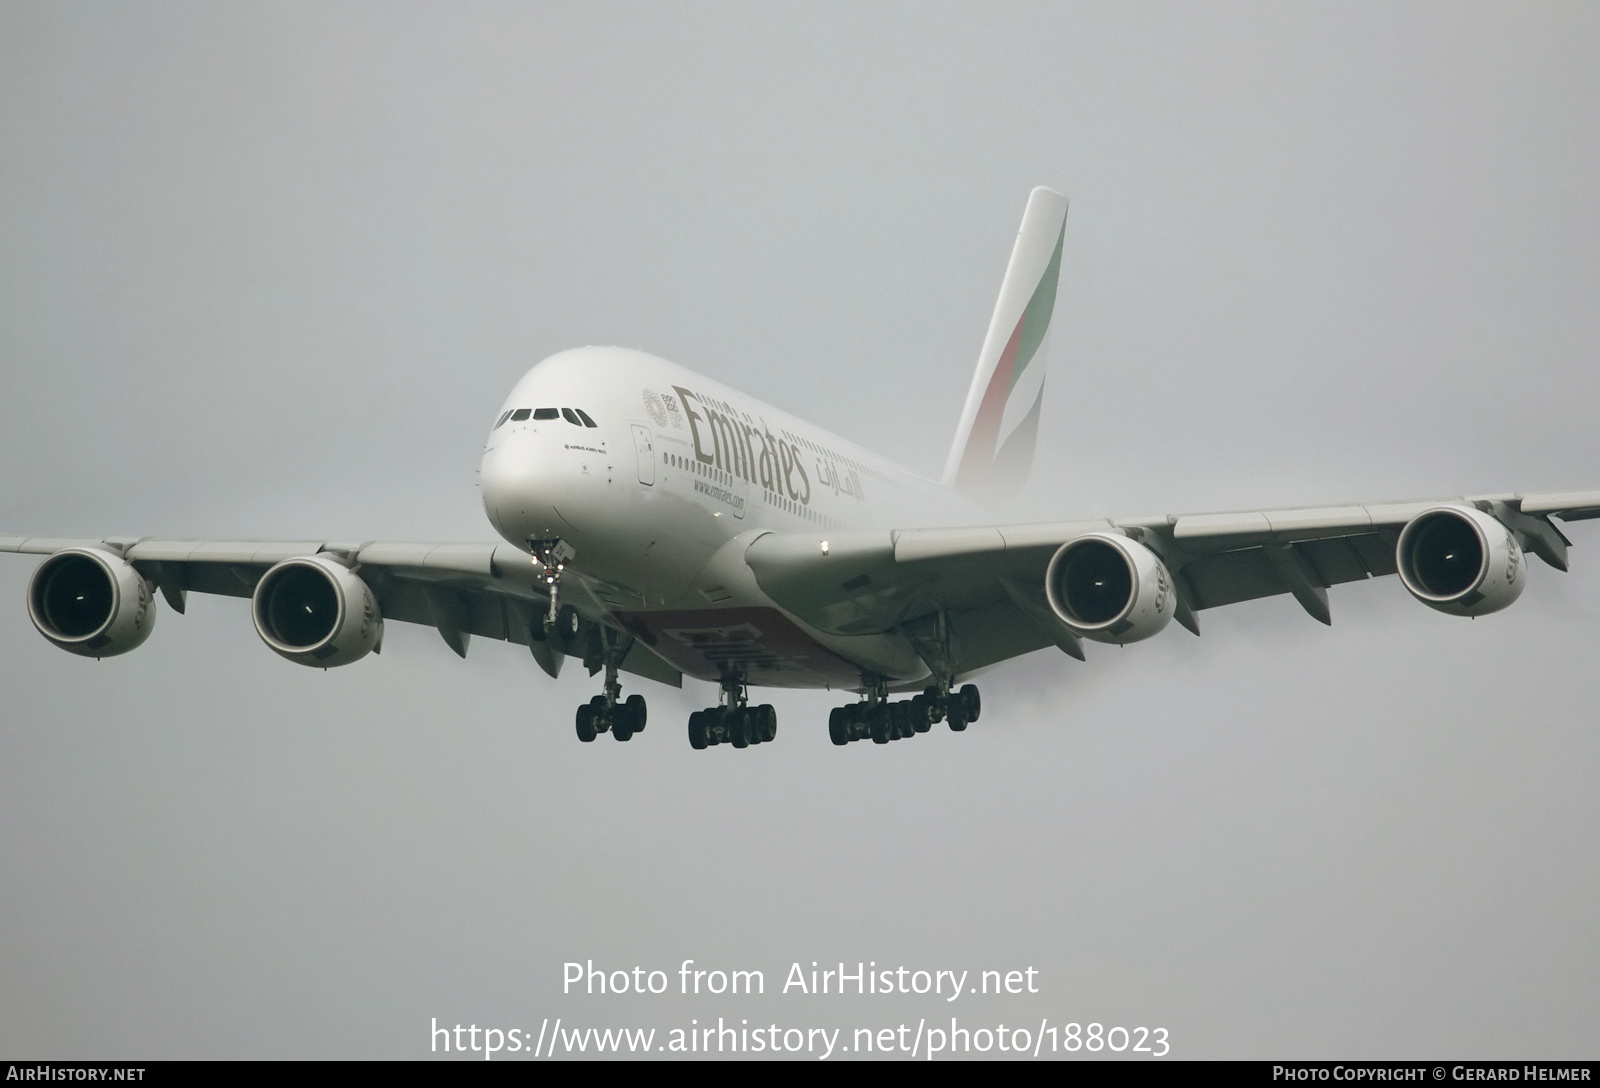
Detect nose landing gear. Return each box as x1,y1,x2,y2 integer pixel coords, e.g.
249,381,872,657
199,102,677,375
528,538,578,638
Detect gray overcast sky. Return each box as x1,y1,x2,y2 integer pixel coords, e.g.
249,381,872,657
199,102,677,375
3,2,1599,1060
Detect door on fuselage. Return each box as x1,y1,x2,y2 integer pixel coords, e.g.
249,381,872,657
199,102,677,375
631,424,656,486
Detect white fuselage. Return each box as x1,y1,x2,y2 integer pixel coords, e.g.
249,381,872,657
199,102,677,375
478,347,979,689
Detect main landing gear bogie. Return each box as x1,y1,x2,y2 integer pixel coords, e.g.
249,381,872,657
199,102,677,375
828,683,980,746
687,703,777,750
576,692,648,743
569,608,648,744
687,672,776,752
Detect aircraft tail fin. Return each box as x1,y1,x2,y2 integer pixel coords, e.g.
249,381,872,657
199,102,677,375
942,186,1068,503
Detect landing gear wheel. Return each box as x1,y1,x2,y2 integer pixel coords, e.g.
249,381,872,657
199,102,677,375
848,704,868,742
612,703,635,741
730,709,750,749
947,701,968,732
911,695,932,733
625,693,647,732
870,706,890,744
688,711,708,750
960,684,981,723
575,703,597,742
549,603,581,645
828,707,848,746
757,704,777,743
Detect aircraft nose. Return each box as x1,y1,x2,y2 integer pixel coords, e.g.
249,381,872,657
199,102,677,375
480,434,569,543
480,445,513,522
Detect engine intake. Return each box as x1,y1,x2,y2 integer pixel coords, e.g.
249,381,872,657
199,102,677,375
1046,533,1176,644
1396,504,1525,617
251,555,383,667
27,547,157,658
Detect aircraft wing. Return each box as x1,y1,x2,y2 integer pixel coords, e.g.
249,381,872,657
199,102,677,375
742,489,1600,682
0,534,683,688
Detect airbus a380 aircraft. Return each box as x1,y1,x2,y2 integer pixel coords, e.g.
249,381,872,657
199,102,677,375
7,188,1599,751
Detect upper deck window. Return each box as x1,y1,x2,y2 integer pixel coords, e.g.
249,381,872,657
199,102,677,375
510,408,532,422
533,408,559,420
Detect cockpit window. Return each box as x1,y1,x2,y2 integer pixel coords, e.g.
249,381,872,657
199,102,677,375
494,410,513,428
505,406,594,426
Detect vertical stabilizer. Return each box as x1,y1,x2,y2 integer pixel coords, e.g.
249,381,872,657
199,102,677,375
942,187,1068,502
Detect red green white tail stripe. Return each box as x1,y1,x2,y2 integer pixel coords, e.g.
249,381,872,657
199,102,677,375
944,187,1068,501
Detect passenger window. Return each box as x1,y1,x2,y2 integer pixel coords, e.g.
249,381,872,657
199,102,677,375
561,408,582,426
533,408,559,420
510,408,532,421
576,409,597,428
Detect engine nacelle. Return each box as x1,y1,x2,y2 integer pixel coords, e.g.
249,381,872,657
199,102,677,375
1396,504,1526,617
27,547,157,658
251,555,383,667
1045,532,1176,644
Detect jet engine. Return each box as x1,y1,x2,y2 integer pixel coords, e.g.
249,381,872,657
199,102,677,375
251,555,383,667
1045,532,1176,644
28,547,157,658
1396,504,1525,617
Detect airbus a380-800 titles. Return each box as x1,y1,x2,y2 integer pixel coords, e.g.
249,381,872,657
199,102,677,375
7,188,1599,750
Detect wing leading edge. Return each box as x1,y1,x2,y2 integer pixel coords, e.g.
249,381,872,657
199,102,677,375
0,534,682,688
9,484,1597,691
742,489,1600,680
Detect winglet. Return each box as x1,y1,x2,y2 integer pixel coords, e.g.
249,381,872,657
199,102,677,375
943,187,1069,503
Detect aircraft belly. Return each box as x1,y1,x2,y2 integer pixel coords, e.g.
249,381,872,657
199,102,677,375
612,606,901,689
